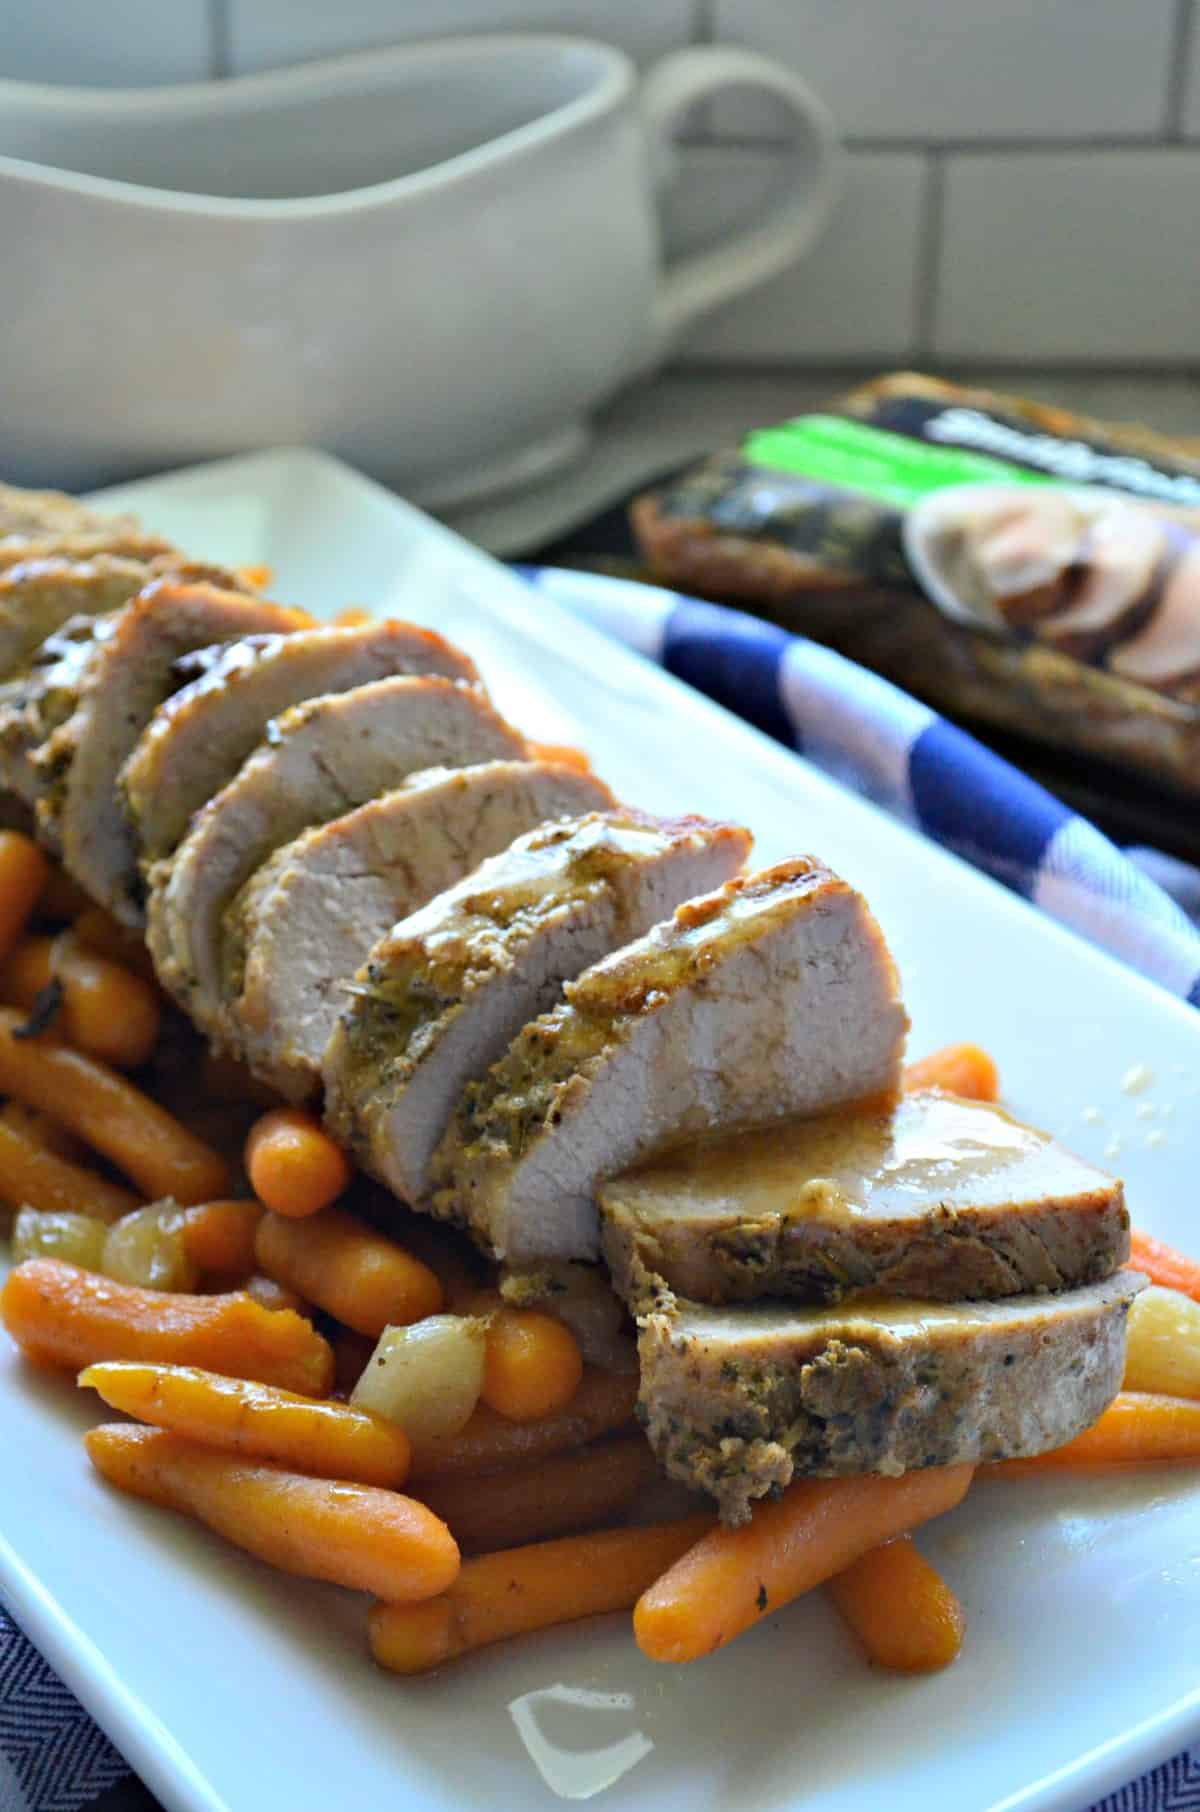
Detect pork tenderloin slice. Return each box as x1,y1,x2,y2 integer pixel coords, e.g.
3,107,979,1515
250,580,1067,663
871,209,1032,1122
122,620,480,861
323,810,750,1209
0,613,120,836
638,1271,1143,1523
147,675,527,1037
231,758,615,1101
0,533,172,572
434,858,908,1266
45,578,309,923
599,1089,1128,1306
0,483,138,543
0,555,178,684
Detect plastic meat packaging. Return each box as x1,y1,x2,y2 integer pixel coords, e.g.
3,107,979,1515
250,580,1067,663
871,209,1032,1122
632,373,1200,799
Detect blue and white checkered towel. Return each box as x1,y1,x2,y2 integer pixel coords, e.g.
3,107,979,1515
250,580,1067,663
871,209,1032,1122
3,565,1198,1812
519,565,1200,1006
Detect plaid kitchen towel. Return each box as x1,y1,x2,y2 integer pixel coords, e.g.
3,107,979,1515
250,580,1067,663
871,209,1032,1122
3,564,1198,1812
518,565,1200,1007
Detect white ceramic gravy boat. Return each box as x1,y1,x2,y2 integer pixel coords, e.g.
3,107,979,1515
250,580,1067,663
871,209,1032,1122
0,37,838,505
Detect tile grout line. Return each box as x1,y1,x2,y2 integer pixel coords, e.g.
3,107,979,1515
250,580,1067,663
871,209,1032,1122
208,0,231,80
1164,0,1197,136
913,151,945,363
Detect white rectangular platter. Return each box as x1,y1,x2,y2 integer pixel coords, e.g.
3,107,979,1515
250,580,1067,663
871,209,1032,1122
3,448,1198,1812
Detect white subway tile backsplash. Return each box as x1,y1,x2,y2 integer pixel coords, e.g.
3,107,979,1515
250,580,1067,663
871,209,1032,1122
0,0,213,85
934,151,1200,362
710,0,1175,141
672,151,925,363
228,0,692,74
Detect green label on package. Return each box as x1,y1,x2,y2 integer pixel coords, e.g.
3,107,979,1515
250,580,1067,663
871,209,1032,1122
742,415,1055,509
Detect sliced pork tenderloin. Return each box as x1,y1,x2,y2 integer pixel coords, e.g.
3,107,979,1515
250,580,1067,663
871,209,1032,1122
146,675,528,1040
230,758,615,1101
637,1271,1143,1523
40,579,308,923
599,1089,1129,1306
0,554,211,683
323,811,750,1208
122,620,481,862
434,859,908,1265
0,614,119,836
0,483,138,543
0,532,171,574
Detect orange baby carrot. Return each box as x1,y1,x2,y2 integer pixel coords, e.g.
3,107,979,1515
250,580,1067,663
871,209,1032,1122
369,1514,712,1673
904,1044,999,1102
827,1536,965,1672
635,1463,974,1663
408,1368,639,1481
480,1309,584,1423
0,934,161,1071
1,1258,333,1395
70,905,158,985
255,1207,443,1337
0,1115,139,1223
0,1009,227,1202
1128,1230,1200,1303
245,1108,351,1219
86,1424,457,1601
176,1200,263,1275
80,1361,411,1487
0,831,49,960
984,1392,1200,1473
419,1437,657,1554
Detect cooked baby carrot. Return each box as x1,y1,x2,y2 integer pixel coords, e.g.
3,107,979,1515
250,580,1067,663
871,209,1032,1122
1,1258,333,1395
86,1424,457,1601
0,831,50,959
0,935,161,1070
70,906,158,984
80,1361,411,1487
255,1207,443,1337
176,1200,263,1276
419,1437,658,1554
827,1536,965,1673
480,1309,584,1423
985,1391,1200,1472
904,1043,999,1102
1128,1230,1200,1304
635,1463,974,1664
0,1099,88,1161
0,1010,227,1201
408,1368,639,1481
369,1514,712,1673
245,1108,352,1218
0,1115,139,1223
524,741,595,775
331,606,373,628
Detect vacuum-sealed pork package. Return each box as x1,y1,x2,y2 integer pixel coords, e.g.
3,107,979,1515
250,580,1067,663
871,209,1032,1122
632,373,1200,798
